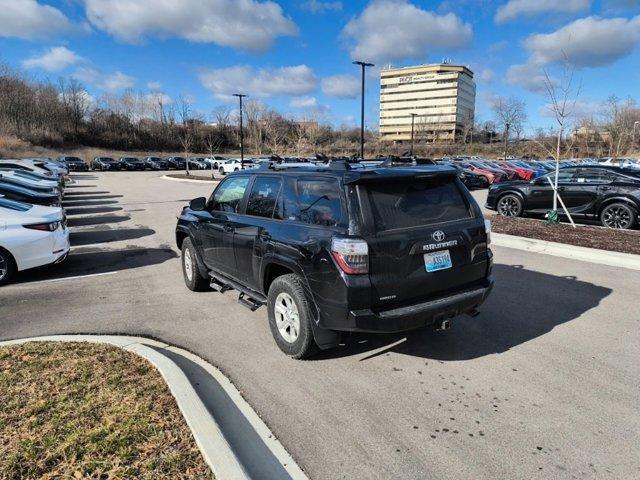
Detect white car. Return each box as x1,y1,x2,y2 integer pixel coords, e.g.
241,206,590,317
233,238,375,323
204,156,229,169
0,159,57,178
218,159,244,175
0,171,61,198
598,157,640,169
0,197,70,286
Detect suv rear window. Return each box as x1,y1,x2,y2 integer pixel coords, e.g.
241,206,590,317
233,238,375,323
365,178,471,231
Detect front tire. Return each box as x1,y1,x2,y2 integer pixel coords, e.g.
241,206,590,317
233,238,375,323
267,274,318,359
0,249,16,286
181,238,210,291
497,194,523,217
600,203,636,229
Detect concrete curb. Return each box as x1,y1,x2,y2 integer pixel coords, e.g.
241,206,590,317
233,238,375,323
492,232,640,271
0,335,308,480
162,174,219,184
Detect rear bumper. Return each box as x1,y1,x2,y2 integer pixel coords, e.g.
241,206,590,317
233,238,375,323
341,277,494,333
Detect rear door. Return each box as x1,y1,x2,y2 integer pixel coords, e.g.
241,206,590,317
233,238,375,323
358,175,489,309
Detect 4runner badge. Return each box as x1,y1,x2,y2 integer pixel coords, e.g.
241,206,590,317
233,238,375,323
432,230,446,242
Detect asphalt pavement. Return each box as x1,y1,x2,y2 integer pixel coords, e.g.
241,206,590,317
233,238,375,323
1,171,638,480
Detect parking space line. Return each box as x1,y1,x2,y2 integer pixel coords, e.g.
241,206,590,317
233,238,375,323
18,271,120,285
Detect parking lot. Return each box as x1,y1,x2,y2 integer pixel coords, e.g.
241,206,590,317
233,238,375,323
1,171,639,479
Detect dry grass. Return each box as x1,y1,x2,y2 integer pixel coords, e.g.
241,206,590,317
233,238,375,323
0,342,212,479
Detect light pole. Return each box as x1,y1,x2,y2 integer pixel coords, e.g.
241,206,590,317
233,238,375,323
503,122,510,160
353,61,374,159
633,121,640,149
233,93,247,163
410,113,417,156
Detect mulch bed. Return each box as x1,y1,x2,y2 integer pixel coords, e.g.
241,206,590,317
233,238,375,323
166,173,218,182
489,214,640,255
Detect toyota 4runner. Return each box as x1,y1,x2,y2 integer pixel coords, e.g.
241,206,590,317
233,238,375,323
176,161,494,358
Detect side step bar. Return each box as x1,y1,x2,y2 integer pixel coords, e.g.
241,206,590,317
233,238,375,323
209,271,267,312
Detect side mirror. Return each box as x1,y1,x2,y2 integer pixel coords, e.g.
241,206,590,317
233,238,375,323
189,197,207,211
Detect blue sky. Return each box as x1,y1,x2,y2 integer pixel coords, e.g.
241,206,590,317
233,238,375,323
1,0,640,134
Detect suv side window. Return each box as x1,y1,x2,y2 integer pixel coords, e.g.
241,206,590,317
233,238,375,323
210,176,249,213
288,178,343,227
246,176,282,218
574,169,614,183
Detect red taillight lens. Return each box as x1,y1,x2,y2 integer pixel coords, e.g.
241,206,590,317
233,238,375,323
331,237,368,275
23,221,59,232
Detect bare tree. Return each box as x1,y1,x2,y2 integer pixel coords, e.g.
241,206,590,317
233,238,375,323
542,58,581,212
491,95,527,158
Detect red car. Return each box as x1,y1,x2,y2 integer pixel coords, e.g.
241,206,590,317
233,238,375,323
490,161,535,181
459,161,506,184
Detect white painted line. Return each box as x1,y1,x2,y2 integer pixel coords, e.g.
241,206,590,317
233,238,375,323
21,271,120,285
492,232,640,271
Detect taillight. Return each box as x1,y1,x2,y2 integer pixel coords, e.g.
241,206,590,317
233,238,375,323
24,221,59,232
331,237,368,275
484,219,491,246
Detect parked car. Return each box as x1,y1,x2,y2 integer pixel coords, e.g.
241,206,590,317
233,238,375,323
0,197,69,286
91,157,120,171
0,159,58,179
187,157,208,170
204,156,228,169
0,172,60,198
119,157,146,171
0,180,60,206
457,160,505,184
176,162,494,358
58,156,89,172
218,159,244,175
143,156,168,170
166,157,186,169
23,158,68,176
486,166,640,229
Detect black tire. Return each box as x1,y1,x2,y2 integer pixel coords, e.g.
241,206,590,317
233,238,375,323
0,249,16,286
497,194,523,217
181,237,210,291
600,203,636,229
267,274,318,359
219,167,225,176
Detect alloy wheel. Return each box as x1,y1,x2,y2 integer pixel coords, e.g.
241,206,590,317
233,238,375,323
498,196,521,217
602,206,632,229
184,249,193,281
0,256,7,281
274,292,300,343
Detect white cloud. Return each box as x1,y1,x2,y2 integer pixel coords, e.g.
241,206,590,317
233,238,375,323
478,68,496,83
342,0,472,64
301,1,343,13
0,0,78,40
22,46,84,72
524,15,640,67
321,74,360,99
505,63,551,92
495,0,590,24
73,66,135,92
84,0,298,53
147,81,162,91
290,96,319,108
198,65,317,100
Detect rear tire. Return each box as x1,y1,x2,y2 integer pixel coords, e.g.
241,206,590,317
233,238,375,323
497,194,523,217
600,203,636,229
181,237,210,291
267,274,318,359
0,249,16,286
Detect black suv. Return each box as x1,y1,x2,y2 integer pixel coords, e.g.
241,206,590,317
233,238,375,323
486,166,640,229
176,162,494,358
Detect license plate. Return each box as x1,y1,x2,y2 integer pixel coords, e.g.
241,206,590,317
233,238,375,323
424,250,452,272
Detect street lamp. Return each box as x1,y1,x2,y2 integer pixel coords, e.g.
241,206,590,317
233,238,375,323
410,113,418,156
233,93,247,163
353,61,375,159
503,122,510,160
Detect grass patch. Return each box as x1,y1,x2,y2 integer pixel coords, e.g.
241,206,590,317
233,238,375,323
0,342,212,479
490,214,640,255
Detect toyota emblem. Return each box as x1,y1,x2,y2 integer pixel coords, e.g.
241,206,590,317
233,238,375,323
432,230,446,242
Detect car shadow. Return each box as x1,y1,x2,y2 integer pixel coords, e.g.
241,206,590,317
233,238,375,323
64,206,123,215
69,175,98,180
65,184,96,188
64,194,123,201
13,247,177,284
312,264,612,362
63,190,110,196
70,227,155,246
66,214,130,227
62,199,120,207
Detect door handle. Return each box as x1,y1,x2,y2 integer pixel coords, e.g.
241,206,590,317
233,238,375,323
223,224,234,232
600,186,612,191
259,232,271,241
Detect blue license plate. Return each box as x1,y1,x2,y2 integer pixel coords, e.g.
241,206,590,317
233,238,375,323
424,250,452,272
